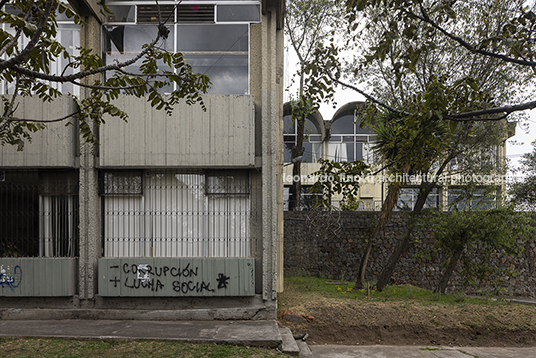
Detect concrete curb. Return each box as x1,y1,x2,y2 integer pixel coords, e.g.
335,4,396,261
0,307,274,321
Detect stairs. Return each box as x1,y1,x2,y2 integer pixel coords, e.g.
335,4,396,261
279,327,312,357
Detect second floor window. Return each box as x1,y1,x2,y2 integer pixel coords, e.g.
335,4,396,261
283,114,323,163
104,1,260,95
329,114,375,163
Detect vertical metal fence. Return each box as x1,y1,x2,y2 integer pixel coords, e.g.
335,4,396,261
0,170,79,257
102,169,252,258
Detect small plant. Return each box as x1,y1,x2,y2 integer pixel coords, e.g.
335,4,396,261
1,242,21,257
453,292,466,303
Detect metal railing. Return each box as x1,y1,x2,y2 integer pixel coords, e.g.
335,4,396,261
102,169,252,258
0,170,79,257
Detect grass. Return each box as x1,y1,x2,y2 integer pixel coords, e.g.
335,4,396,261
0,338,290,358
283,276,510,306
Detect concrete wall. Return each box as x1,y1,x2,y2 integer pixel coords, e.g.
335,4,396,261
0,258,77,297
99,95,256,168
0,96,78,168
284,211,536,297
98,258,255,297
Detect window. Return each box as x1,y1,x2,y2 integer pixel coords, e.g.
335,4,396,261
102,169,251,258
0,170,79,257
283,185,321,211
395,187,439,211
449,147,498,172
329,114,375,163
448,187,496,211
0,9,80,95
104,1,260,95
283,114,323,163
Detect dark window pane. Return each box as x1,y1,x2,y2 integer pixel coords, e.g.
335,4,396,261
331,115,354,134
217,5,260,22
283,115,294,134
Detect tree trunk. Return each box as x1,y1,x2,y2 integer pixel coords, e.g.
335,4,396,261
289,116,305,211
437,243,465,294
376,154,456,291
354,182,401,290
375,181,434,291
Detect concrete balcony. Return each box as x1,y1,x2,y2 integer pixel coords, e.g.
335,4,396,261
99,94,256,168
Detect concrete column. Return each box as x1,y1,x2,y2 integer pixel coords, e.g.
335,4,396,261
275,19,285,294
78,13,101,305
260,9,279,302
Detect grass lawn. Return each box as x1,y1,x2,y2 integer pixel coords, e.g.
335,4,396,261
0,338,290,358
281,276,510,305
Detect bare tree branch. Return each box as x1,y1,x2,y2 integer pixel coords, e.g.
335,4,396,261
7,110,79,123
8,24,168,84
329,74,408,116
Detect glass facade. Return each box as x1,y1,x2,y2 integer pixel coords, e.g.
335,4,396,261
283,114,323,163
103,1,260,95
395,187,439,211
329,114,375,163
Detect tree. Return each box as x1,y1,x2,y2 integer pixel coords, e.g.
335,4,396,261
311,0,522,290
310,158,369,209
510,141,536,210
0,0,210,150
339,0,536,121
423,206,533,294
284,0,342,210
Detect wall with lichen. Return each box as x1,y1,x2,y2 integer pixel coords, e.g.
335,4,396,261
284,211,536,297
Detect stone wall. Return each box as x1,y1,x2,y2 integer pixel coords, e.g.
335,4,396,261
284,211,536,297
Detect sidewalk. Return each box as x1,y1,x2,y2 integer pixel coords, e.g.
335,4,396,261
310,345,536,358
0,319,281,348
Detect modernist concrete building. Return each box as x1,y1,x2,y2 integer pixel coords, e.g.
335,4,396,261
0,0,284,320
282,101,512,211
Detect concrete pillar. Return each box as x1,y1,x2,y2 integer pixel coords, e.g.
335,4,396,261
259,7,282,302
78,13,101,305
275,17,285,294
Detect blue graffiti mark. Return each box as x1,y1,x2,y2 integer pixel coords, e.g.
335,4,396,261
0,265,22,290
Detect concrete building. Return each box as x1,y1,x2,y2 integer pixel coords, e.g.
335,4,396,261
283,101,513,211
0,0,284,320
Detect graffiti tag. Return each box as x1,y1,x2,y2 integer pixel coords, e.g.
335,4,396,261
0,265,22,290
109,262,229,294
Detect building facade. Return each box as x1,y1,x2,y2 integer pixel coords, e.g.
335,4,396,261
283,101,512,211
0,0,284,320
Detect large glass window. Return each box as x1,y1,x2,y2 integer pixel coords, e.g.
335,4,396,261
0,17,80,96
448,187,496,211
102,169,251,258
283,185,321,211
329,114,375,163
0,170,79,258
395,187,439,211
104,1,259,95
283,114,323,163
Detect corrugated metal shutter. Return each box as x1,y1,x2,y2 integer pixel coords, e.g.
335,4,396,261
137,5,175,23
103,170,250,258
177,5,214,22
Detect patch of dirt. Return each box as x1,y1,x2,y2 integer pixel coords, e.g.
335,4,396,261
278,291,536,346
